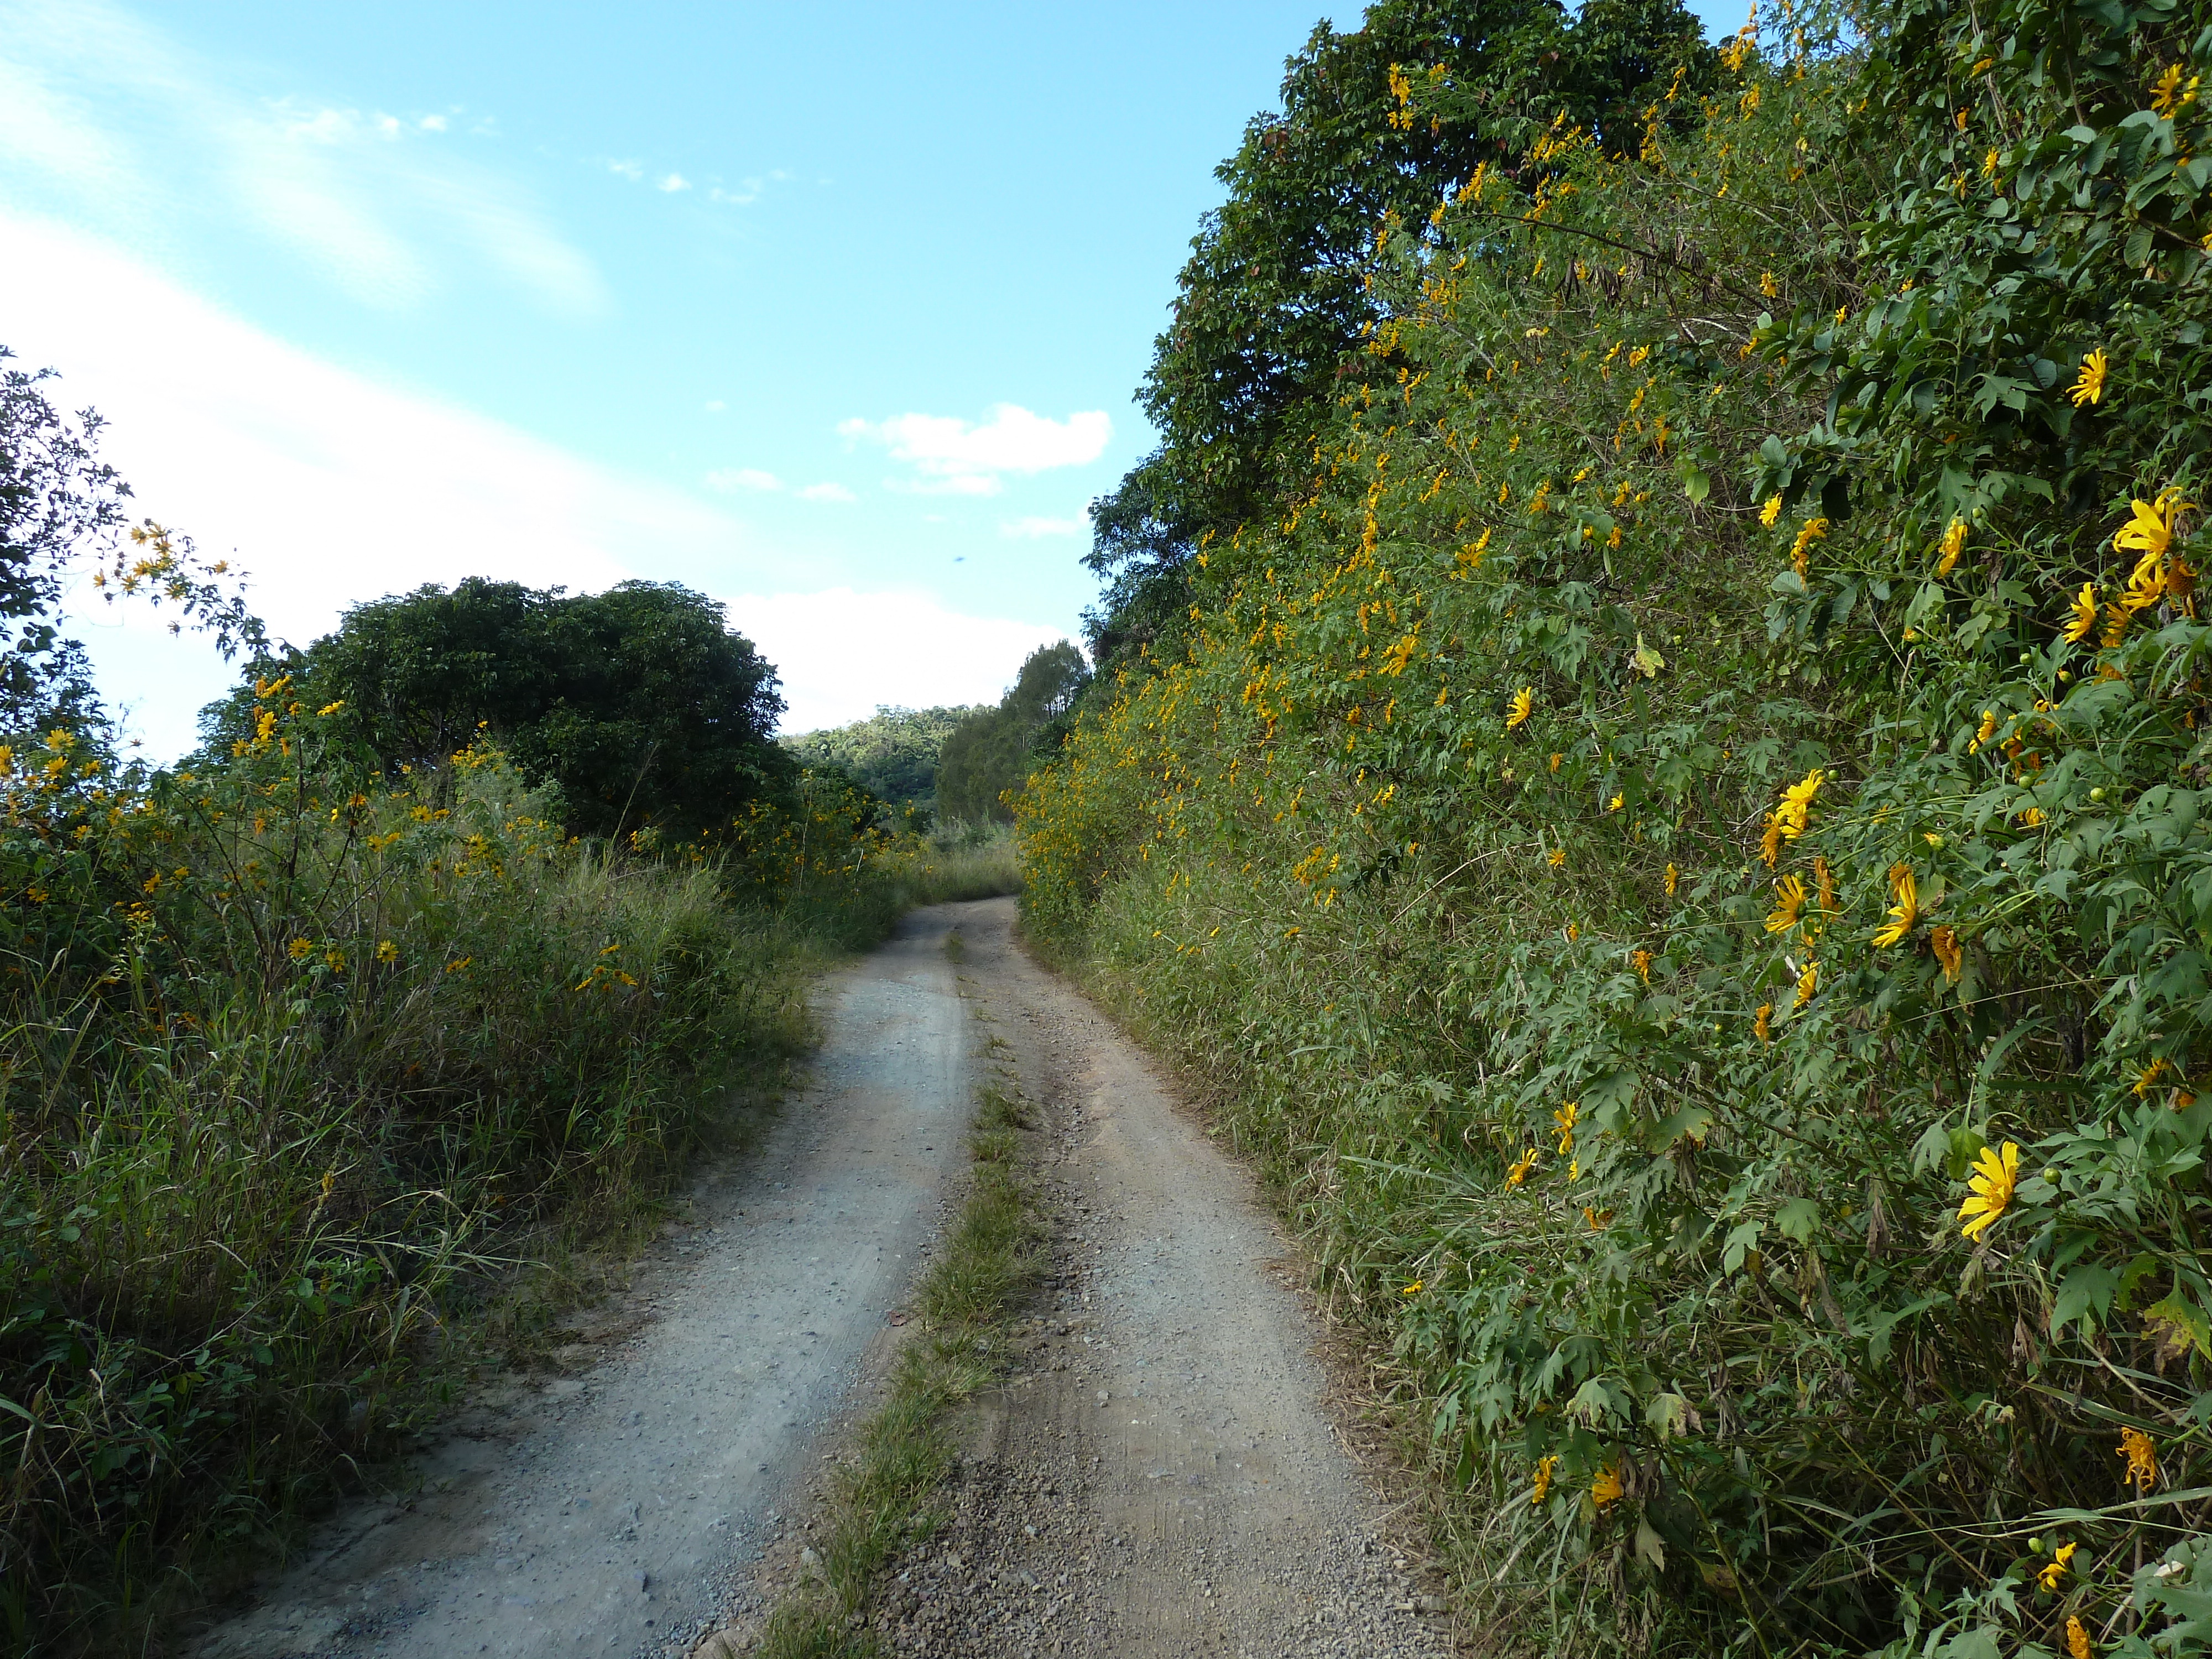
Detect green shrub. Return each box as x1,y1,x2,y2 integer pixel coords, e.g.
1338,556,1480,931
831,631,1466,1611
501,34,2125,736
1022,0,2212,1650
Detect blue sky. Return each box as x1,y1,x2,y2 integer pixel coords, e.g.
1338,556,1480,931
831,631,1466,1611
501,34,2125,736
0,0,1744,752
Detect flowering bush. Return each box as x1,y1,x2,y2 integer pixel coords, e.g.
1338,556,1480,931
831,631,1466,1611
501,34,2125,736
1022,0,2212,1650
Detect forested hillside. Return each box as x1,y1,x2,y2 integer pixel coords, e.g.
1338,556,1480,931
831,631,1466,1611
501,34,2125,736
1022,0,2212,1650
780,705,984,810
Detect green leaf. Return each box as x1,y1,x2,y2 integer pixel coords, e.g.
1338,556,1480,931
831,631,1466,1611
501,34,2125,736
2051,1264,2121,1337
1775,1197,1822,1243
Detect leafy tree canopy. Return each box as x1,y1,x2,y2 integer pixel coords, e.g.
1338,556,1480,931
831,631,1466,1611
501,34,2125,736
936,641,1089,823
202,578,791,839
1084,0,1711,675
780,705,984,810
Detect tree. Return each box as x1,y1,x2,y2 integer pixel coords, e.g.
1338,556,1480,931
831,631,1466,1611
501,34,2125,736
936,642,1090,823
202,579,791,840
1083,0,1712,678
779,705,985,810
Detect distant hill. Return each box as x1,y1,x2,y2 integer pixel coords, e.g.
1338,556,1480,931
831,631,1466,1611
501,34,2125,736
780,705,985,810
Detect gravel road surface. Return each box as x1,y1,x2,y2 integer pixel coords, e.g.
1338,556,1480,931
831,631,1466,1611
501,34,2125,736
192,898,1455,1659
192,907,975,1659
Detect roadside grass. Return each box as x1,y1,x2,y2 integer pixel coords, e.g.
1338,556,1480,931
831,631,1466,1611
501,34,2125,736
738,1076,1039,1659
909,823,1021,904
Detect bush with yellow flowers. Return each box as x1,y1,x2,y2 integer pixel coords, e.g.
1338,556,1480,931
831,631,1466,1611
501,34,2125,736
1021,0,2212,1650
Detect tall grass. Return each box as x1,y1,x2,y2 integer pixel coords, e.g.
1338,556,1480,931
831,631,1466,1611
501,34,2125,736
0,700,920,1654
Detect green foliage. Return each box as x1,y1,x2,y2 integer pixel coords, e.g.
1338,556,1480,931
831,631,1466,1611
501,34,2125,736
1024,0,2212,1650
0,682,952,1652
201,578,792,840
1,353,259,737
780,704,984,810
935,642,1090,825
1082,0,1713,677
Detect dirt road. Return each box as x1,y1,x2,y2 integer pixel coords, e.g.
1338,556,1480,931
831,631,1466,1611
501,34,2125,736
193,899,1452,1659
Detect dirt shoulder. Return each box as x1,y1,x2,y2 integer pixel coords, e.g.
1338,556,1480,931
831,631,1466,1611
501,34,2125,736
853,900,1458,1658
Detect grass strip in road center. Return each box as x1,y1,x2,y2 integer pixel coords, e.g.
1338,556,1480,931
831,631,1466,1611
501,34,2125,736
729,1076,1040,1659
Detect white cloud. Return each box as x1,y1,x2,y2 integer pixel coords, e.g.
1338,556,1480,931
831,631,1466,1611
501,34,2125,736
658,171,690,192
703,399,726,413
0,212,774,758
1001,514,1089,539
0,0,606,317
608,158,643,180
705,467,782,493
839,405,1111,496
886,473,1001,498
723,588,1070,733
797,482,855,503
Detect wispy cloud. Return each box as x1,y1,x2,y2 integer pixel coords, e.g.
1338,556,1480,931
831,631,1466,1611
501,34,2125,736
839,404,1111,497
658,171,689,192
706,467,782,493
797,482,855,503
703,399,727,414
607,158,644,180
0,0,608,317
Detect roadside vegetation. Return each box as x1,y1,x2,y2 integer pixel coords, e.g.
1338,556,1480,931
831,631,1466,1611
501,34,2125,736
0,354,1013,1655
1020,0,2212,1652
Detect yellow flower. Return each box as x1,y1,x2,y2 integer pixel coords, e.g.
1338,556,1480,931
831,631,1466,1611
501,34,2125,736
1554,1101,1580,1154
446,956,473,973
1958,1140,2020,1240
1773,769,1824,841
1790,517,1830,577
1507,687,1534,729
1760,813,1784,868
2021,804,2046,827
2038,1540,2079,1592
1765,874,1807,934
2067,1614,2093,1659
1631,948,1652,985
376,940,399,963
1982,145,2000,178
2152,61,2185,114
1793,960,1819,1009
1401,1279,1424,1295
1583,1205,1613,1229
2135,1057,2172,1097
1760,494,1784,527
1937,518,1968,575
2115,486,2193,562
1664,862,1679,898
2119,1426,2158,1490
1591,1464,1624,1507
1547,847,1567,868
1608,791,1624,811
1814,855,1837,914
1548,752,1563,771
1873,862,1918,947
2063,582,2098,643
1507,1147,1540,1187
1760,270,1779,298
324,948,345,973
316,700,346,717
1931,924,1963,982
2070,347,2108,408
1532,1453,1558,1504
1754,1001,1774,1044
286,937,313,960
